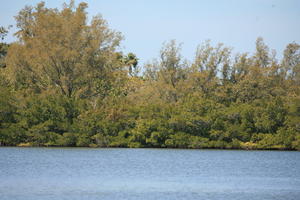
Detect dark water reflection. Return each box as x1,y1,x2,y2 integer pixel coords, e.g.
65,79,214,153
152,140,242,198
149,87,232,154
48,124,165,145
1,148,300,200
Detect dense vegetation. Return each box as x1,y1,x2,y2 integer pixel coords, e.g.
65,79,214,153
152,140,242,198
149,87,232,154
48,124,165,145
1,2,300,150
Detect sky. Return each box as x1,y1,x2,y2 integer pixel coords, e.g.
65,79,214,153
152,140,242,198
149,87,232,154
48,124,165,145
1,0,300,65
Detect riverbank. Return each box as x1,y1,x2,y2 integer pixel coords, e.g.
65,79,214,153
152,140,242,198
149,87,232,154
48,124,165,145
0,141,297,151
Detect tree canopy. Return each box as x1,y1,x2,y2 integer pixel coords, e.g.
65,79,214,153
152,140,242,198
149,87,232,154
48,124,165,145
0,2,300,150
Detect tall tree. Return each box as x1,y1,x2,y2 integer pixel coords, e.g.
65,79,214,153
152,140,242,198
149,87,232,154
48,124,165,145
6,1,124,99
282,42,300,83
145,40,187,102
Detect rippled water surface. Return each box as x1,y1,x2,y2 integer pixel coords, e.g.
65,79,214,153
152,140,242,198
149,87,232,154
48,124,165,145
1,148,300,200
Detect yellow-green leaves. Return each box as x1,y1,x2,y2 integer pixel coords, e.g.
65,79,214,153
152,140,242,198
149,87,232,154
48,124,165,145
7,1,123,99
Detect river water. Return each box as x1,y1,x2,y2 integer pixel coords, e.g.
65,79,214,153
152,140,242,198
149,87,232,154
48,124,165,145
1,148,300,200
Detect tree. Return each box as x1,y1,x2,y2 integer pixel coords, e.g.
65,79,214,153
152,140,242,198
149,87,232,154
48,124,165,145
144,40,187,102
254,37,270,68
282,42,300,83
0,26,10,68
6,1,124,99
123,52,138,76
191,41,231,96
1,1,300,149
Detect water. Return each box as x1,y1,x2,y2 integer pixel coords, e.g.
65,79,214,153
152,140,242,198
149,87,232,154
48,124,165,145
0,148,300,200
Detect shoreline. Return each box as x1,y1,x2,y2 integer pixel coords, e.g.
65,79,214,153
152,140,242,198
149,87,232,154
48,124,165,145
0,145,298,151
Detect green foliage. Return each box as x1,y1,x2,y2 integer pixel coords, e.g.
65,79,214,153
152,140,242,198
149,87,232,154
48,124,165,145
0,2,300,150
165,132,191,148
292,134,300,150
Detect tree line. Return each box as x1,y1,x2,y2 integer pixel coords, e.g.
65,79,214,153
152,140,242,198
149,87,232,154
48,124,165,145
1,1,300,150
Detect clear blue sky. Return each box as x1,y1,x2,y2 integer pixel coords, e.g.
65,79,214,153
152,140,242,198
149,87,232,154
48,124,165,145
1,0,300,65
